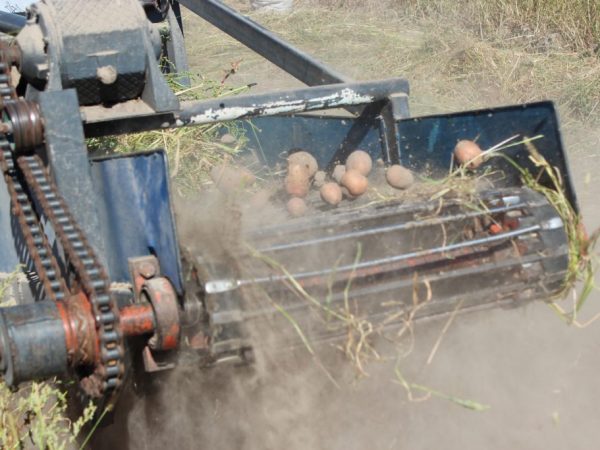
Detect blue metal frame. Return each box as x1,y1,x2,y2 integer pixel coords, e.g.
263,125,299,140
89,150,184,295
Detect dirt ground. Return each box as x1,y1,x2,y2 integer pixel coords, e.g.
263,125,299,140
96,2,600,449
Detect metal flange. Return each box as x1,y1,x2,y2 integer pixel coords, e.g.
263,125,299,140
142,277,180,351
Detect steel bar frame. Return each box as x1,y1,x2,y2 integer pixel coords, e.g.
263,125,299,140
83,78,409,136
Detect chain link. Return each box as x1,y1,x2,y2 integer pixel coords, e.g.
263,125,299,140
0,47,125,403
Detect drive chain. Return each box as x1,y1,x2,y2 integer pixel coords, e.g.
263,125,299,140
18,155,125,397
0,49,124,403
0,133,68,302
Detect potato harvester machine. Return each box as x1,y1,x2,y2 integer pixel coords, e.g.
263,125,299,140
0,0,579,415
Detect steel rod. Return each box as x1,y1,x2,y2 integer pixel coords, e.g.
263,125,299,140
179,0,350,86
204,225,541,293
256,202,526,253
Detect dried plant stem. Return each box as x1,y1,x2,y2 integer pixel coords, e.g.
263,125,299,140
426,298,464,365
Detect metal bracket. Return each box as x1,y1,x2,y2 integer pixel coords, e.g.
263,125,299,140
128,255,180,373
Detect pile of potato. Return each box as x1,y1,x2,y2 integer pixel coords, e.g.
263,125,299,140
284,149,415,217
210,140,484,218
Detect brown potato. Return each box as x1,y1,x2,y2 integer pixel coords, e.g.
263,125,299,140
288,150,318,177
320,182,343,206
454,140,484,169
346,150,372,176
210,164,256,194
287,197,307,217
341,169,369,196
332,164,346,183
385,165,414,189
285,163,310,197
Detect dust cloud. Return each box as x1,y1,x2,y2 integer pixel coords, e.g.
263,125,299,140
94,145,600,450
93,120,600,449
93,191,377,450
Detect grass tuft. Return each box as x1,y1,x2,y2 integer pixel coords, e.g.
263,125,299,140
298,0,600,55
0,380,98,450
87,73,252,195
490,142,599,320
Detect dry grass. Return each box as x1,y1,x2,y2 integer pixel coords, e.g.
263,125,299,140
88,74,251,195
299,0,600,55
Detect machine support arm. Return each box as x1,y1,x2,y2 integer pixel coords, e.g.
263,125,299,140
83,77,409,137
179,0,350,86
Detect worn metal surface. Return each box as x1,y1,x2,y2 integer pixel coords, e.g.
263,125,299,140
0,301,68,385
89,150,183,294
396,101,578,212
83,78,410,136
126,256,180,371
120,303,156,337
4,100,43,151
0,12,25,35
178,79,408,125
163,6,191,87
59,293,98,367
37,89,108,267
142,277,180,351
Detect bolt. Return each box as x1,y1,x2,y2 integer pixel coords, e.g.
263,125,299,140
139,261,157,279
96,65,117,85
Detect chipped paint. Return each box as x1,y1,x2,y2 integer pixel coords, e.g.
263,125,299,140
178,88,375,126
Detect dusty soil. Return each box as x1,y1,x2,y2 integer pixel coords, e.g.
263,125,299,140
96,1,600,449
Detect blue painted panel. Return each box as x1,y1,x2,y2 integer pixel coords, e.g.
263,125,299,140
90,150,183,295
242,115,381,168
242,101,576,211
396,101,577,211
